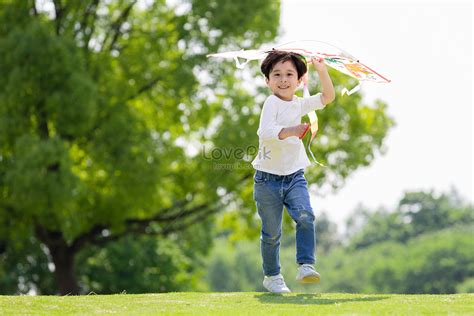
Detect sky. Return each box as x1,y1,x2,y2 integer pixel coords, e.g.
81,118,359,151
278,0,473,228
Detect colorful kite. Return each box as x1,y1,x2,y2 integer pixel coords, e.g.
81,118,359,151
207,40,390,166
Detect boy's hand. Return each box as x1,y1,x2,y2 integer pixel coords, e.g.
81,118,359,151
311,57,327,72
278,124,310,140
291,123,309,139
298,123,310,139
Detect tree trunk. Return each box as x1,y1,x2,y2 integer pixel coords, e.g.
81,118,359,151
35,226,80,295
49,246,80,295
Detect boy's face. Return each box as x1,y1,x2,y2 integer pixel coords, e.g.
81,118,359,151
266,60,302,101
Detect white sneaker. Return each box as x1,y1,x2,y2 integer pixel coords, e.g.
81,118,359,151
263,274,291,293
296,264,321,284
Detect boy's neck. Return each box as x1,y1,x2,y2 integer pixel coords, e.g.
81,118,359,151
273,93,294,102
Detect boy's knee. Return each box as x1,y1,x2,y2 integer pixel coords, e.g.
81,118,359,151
296,210,315,225
261,230,281,244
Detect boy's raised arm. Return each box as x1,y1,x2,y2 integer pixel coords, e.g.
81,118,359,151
311,57,335,105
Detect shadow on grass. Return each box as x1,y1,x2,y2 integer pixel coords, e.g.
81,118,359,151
254,293,389,305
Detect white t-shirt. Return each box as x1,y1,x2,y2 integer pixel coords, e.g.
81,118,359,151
251,93,325,175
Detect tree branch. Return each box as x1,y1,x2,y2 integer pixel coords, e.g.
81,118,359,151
70,224,106,252
161,206,222,236
70,196,192,251
35,224,71,253
37,100,50,139
72,197,222,250
125,75,163,102
102,0,137,53
125,198,192,224
70,173,253,251
52,0,63,35
31,0,38,16
75,0,100,52
91,202,223,246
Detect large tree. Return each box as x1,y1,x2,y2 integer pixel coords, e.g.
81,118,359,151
0,0,393,294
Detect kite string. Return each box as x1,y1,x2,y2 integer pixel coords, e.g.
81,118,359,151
303,78,326,168
307,136,325,167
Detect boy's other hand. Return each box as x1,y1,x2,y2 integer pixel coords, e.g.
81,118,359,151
278,123,310,140
295,123,310,139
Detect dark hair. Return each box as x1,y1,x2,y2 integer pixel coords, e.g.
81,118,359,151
261,50,307,80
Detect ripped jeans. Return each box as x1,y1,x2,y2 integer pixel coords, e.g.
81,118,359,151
253,168,316,277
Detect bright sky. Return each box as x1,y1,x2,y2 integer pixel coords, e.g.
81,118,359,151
279,0,473,228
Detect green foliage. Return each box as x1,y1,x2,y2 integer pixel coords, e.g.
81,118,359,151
0,235,56,295
76,235,205,294
347,190,474,250
183,0,280,50
0,23,97,141
456,278,474,293
205,239,263,292
319,225,474,294
0,219,215,294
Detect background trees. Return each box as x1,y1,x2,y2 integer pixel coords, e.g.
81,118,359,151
205,190,474,294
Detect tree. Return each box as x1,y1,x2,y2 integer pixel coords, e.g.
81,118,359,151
0,0,280,294
0,0,393,294
318,225,474,294
330,189,474,293
346,189,473,249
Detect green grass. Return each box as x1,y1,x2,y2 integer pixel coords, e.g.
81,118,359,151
1,292,473,315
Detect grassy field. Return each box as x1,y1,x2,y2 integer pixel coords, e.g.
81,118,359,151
0,292,473,315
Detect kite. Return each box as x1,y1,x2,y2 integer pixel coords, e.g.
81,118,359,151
207,40,390,166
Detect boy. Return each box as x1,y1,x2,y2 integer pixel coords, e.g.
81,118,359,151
251,51,335,293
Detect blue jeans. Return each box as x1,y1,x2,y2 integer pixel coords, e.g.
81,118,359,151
253,169,316,277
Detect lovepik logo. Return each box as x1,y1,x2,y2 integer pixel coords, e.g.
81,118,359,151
257,146,271,160
202,145,271,160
